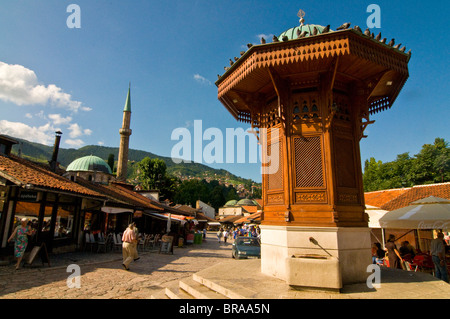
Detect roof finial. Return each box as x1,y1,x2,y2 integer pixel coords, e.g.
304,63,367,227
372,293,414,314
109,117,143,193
297,9,306,26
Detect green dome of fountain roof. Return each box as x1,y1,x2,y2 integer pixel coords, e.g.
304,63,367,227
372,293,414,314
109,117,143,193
279,24,331,40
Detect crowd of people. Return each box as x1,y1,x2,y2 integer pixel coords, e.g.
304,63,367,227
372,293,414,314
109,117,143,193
371,233,449,283
216,225,260,244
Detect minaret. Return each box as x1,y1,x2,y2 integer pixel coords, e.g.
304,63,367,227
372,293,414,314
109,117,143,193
117,85,132,181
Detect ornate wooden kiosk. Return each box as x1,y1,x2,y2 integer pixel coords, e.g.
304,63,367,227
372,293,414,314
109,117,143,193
216,15,410,289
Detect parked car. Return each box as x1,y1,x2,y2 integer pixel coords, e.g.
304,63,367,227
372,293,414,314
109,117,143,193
232,236,260,259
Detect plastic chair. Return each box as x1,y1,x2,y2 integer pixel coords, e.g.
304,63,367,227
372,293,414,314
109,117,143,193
113,233,122,251
96,233,107,253
412,254,435,274
84,232,94,252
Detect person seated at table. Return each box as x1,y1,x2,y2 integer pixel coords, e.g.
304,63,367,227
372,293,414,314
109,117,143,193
372,243,385,265
400,241,416,259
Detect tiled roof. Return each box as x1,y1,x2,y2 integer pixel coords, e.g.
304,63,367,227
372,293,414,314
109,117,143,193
364,183,450,211
241,205,258,214
75,178,163,211
234,212,262,225
195,212,216,222
380,183,450,211
173,204,199,215
364,188,410,208
0,154,105,198
218,215,243,223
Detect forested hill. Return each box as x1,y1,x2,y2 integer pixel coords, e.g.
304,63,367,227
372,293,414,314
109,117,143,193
8,136,256,185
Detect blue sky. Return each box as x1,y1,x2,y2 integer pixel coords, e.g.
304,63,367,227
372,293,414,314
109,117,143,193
0,0,448,183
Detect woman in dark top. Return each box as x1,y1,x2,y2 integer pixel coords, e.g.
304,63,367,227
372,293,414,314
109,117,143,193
385,234,402,269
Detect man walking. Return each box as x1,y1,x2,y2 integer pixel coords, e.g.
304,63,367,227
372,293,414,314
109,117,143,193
122,224,137,271
430,232,448,283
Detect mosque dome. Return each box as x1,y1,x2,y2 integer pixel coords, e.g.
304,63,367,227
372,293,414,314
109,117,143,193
66,155,112,174
236,198,257,206
224,200,238,207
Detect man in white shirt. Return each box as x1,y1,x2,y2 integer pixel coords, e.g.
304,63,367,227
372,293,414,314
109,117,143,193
430,232,448,282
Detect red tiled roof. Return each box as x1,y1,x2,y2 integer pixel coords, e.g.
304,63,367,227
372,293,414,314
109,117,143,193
218,215,243,223
364,188,410,208
195,212,216,222
380,183,450,211
364,183,450,211
241,205,258,214
173,204,199,215
0,154,104,198
234,212,262,224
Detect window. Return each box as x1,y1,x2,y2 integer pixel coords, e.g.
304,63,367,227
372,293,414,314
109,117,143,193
54,205,76,239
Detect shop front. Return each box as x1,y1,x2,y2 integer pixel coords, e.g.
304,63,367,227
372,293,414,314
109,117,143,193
0,186,101,254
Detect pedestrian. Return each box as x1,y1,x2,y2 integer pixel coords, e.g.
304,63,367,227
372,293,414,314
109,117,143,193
430,232,449,282
121,224,137,271
7,218,33,270
223,229,229,244
385,234,402,269
203,228,206,239
217,228,223,243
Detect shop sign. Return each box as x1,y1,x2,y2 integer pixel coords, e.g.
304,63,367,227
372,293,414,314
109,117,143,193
19,191,38,202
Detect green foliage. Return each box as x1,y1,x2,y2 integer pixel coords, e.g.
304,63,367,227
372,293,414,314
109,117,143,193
107,153,115,173
173,179,240,211
9,136,257,187
363,138,450,191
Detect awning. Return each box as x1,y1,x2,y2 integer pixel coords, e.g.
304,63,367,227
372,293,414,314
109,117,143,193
379,196,450,229
365,205,389,228
146,212,187,225
101,206,134,214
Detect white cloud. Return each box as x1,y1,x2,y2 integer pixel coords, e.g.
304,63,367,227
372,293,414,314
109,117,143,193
48,113,72,125
0,61,89,112
193,74,212,86
0,120,55,145
65,139,85,148
25,113,32,119
68,123,92,139
68,123,83,138
97,141,104,146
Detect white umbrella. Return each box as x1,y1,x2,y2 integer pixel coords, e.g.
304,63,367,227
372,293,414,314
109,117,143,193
379,196,450,229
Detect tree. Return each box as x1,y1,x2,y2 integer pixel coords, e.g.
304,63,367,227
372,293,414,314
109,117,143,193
173,179,209,207
107,153,115,173
137,157,167,190
136,157,178,201
363,137,450,191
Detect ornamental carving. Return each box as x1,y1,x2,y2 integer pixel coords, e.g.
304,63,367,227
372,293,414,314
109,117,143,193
295,192,326,203
267,193,284,203
338,193,358,203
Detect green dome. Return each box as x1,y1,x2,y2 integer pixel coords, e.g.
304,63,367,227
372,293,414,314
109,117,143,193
279,24,330,41
66,155,112,174
224,200,238,207
237,198,256,206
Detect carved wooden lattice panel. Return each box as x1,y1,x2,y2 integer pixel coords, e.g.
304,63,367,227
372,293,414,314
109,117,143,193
334,137,356,188
267,137,283,190
294,136,324,188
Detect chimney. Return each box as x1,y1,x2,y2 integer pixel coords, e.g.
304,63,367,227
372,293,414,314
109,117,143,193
50,131,62,172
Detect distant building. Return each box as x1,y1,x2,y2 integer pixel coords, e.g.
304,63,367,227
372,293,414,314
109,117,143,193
196,200,215,220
